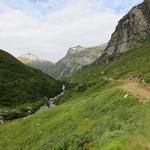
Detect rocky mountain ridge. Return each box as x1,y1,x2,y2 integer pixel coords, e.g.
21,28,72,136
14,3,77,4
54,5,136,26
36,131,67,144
50,44,107,79
18,44,107,79
100,0,150,62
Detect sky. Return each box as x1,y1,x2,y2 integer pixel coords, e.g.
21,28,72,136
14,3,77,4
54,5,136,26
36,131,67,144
0,0,143,62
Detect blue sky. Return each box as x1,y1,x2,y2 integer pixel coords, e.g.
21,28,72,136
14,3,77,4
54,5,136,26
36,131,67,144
0,0,143,62
5,0,142,14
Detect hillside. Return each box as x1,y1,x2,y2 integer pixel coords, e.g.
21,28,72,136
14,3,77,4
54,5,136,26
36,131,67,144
0,50,62,120
0,1,150,149
18,53,54,76
50,44,106,79
0,39,149,149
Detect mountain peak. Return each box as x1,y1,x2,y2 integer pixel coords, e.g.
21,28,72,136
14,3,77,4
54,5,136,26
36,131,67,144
18,53,41,64
67,45,85,55
20,53,39,61
51,44,106,79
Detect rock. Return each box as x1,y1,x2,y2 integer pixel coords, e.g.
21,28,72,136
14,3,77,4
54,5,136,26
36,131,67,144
28,110,31,113
141,79,145,84
0,116,4,125
0,119,4,125
48,103,55,108
124,94,129,99
100,1,150,62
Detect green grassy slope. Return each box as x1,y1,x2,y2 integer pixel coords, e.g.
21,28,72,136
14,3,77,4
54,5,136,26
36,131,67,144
70,39,150,83
0,50,62,120
0,40,150,150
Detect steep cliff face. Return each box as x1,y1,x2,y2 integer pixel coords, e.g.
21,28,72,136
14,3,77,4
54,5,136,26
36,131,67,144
102,0,150,59
50,44,106,79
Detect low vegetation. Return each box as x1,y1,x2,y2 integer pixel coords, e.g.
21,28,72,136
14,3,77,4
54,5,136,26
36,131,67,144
0,39,150,149
0,50,62,120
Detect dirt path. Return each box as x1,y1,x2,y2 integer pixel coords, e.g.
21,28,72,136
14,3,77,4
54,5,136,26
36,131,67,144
121,82,150,101
104,77,150,102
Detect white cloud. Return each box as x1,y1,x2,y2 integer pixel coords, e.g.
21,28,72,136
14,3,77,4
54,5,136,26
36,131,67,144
0,0,143,62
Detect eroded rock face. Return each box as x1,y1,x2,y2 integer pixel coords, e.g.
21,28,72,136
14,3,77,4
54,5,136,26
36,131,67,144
102,0,150,59
50,44,107,79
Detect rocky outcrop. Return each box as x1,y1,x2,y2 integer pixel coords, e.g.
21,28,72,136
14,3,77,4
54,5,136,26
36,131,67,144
50,44,107,79
0,116,4,125
101,0,150,61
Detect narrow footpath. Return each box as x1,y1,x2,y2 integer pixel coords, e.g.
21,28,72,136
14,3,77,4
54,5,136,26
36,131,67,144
122,82,150,101
104,77,150,102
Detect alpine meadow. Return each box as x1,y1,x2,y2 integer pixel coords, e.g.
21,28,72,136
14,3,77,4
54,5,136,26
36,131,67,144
0,0,150,150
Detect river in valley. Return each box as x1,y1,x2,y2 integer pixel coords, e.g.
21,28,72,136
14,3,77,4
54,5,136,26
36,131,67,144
37,85,65,112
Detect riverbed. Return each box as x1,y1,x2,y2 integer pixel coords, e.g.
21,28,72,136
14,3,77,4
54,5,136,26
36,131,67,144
37,85,65,112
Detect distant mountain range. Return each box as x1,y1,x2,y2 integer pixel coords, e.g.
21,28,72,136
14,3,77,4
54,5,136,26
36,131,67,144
0,1,150,149
18,44,107,79
50,44,107,79
18,53,54,76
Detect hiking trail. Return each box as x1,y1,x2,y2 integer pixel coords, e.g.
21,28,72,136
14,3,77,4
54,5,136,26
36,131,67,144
104,77,150,102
